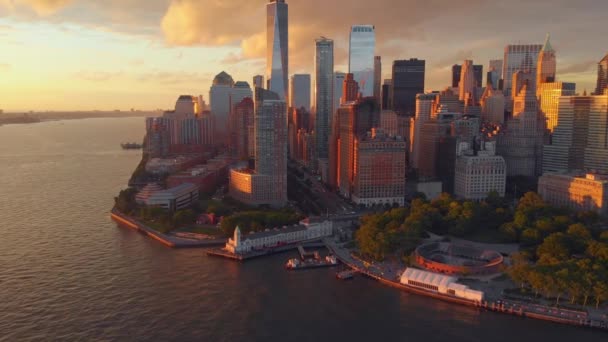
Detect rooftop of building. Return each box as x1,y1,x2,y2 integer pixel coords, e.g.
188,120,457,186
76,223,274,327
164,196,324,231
234,81,251,88
154,183,198,197
213,71,234,86
239,224,309,241
177,95,196,101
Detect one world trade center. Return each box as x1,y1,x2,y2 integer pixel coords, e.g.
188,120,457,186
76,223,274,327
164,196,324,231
266,0,289,100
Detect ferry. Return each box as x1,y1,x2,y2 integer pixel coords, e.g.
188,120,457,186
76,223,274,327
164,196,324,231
285,255,339,270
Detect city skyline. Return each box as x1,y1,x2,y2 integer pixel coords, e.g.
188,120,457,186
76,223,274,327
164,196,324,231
0,0,606,111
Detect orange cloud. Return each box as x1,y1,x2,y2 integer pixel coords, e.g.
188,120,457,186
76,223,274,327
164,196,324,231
0,0,72,16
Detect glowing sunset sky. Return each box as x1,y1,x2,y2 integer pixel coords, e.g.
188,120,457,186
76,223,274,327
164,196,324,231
0,0,605,111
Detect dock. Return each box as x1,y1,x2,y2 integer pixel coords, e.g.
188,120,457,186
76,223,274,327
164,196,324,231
206,240,325,262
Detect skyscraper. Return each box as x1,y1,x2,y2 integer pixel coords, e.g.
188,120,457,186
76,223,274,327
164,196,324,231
452,64,483,88
537,81,576,132
411,93,436,170
488,60,503,89
349,25,375,97
333,72,346,114
381,79,392,110
232,97,254,159
502,43,543,99
374,56,382,101
391,59,425,116
289,74,311,111
595,53,608,96
253,75,264,90
229,88,287,207
497,78,543,177
480,83,506,124
459,60,476,101
266,0,288,100
342,73,359,103
210,71,235,144
314,37,334,170
537,34,556,84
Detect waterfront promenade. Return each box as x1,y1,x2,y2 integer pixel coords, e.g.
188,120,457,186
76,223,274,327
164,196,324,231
325,239,608,331
111,209,226,248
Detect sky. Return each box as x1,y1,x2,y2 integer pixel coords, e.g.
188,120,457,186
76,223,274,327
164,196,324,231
0,0,605,111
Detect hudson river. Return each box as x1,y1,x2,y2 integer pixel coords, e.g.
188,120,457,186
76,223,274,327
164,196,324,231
0,118,605,341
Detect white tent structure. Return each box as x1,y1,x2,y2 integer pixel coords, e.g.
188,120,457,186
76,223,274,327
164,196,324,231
399,268,484,302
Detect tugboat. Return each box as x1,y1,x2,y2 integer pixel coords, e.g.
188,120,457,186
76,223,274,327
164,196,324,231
285,255,339,270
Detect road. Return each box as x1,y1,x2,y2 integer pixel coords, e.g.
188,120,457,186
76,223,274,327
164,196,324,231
288,160,357,216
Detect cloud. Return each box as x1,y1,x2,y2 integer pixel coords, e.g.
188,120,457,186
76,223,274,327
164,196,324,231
559,60,596,75
74,70,124,82
0,0,73,16
136,70,211,86
0,63,11,71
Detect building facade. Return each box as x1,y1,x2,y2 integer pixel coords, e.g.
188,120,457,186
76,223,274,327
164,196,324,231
539,173,608,215
229,89,288,207
253,75,264,90
594,53,608,96
352,130,406,207
502,44,543,99
225,220,333,254
266,0,289,100
289,74,311,111
391,59,426,116
374,56,382,101
349,25,375,97
537,34,556,84
454,141,506,200
314,37,335,170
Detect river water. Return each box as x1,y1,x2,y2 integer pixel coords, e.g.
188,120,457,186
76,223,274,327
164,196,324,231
0,117,604,341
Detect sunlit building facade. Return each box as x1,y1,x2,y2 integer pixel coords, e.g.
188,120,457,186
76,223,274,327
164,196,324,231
229,89,287,207
537,82,576,133
352,130,406,207
502,44,543,99
349,25,375,97
459,60,477,101
539,173,608,215
536,34,556,84
480,83,505,124
266,0,289,100
454,141,506,200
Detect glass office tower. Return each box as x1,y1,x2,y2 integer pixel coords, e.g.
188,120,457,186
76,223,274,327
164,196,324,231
314,37,335,164
267,0,289,100
349,25,375,97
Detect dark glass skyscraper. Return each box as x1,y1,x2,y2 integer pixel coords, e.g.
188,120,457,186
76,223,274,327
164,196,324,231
595,53,608,95
314,37,334,164
391,59,425,116
266,0,288,100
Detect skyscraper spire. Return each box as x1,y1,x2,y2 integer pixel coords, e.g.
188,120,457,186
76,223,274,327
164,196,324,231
537,33,557,85
266,0,288,100
542,33,554,52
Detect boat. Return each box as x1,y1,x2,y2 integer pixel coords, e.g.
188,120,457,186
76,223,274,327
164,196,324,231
285,255,339,270
336,269,356,280
121,142,143,150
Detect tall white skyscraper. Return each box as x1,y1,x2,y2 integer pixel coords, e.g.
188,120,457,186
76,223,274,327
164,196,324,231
314,37,334,166
349,25,375,97
289,74,311,111
266,0,288,100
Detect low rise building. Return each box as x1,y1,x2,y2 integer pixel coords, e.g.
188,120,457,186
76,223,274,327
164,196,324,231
136,183,198,211
454,141,506,200
225,219,333,254
538,172,608,215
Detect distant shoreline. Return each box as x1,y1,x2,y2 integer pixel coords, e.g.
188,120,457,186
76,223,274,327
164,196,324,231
0,111,161,126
